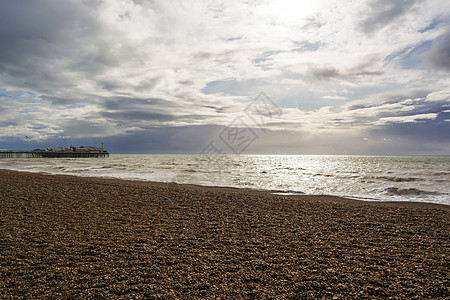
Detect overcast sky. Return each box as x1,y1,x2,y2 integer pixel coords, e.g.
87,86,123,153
1,0,449,154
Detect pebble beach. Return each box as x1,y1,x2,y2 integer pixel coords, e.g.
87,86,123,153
0,169,449,299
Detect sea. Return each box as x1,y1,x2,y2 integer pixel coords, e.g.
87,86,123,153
0,154,449,205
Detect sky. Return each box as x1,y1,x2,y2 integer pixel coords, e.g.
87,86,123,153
0,0,449,155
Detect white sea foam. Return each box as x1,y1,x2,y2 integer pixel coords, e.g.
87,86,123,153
0,154,448,205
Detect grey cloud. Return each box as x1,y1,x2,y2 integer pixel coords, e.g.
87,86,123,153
0,0,88,42
57,119,112,139
99,96,214,125
77,125,226,154
349,70,383,76
203,105,225,113
99,97,198,125
39,95,89,106
0,0,101,92
424,29,450,72
359,0,419,34
193,52,214,60
102,97,173,111
307,64,382,80
0,0,154,95
101,111,174,122
371,120,450,146
308,66,340,78
0,0,97,57
309,61,382,80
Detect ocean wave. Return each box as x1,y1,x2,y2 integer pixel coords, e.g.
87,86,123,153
433,171,450,176
271,190,305,195
385,187,438,196
312,173,333,177
102,163,128,168
160,161,178,165
378,176,420,182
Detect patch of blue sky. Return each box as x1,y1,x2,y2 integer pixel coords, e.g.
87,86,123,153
418,18,449,33
201,79,264,96
436,110,450,122
0,89,37,102
400,41,432,69
347,84,402,105
27,126,46,131
252,50,284,64
291,41,322,52
384,47,410,63
384,41,432,69
57,104,85,110
278,91,326,111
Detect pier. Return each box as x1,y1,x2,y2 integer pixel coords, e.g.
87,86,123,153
0,151,109,158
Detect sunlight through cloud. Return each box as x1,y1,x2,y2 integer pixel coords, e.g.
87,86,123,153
266,0,320,24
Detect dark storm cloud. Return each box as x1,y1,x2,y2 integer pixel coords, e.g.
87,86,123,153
0,0,151,96
424,29,450,72
80,125,226,154
0,0,101,92
371,119,450,145
100,96,198,124
0,0,95,61
0,0,81,42
0,0,224,143
359,0,419,34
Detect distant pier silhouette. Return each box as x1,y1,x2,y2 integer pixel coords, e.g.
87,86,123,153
0,146,109,158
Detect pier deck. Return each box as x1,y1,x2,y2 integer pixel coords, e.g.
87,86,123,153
0,151,109,158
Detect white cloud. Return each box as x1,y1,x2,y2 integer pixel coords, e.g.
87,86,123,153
323,95,348,101
377,113,438,124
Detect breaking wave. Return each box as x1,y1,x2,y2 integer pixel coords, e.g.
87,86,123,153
378,176,420,182
385,187,438,196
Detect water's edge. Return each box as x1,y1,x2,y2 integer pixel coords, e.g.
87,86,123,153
1,167,448,210
1,154,449,205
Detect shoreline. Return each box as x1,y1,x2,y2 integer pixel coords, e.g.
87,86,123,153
1,169,449,298
1,168,448,210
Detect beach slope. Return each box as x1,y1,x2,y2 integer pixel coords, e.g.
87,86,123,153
0,169,448,298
